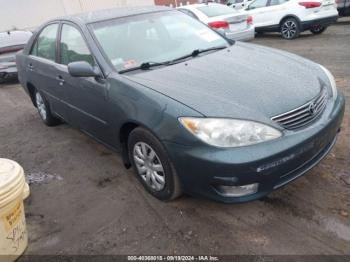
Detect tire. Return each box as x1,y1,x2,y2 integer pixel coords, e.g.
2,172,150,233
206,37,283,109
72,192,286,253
128,127,182,201
280,18,300,40
310,25,327,35
34,89,60,126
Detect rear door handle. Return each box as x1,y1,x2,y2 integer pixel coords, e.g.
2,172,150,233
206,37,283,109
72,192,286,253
27,64,34,71
56,75,65,86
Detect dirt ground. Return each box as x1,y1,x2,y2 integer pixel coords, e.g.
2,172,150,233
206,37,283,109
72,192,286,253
0,18,349,256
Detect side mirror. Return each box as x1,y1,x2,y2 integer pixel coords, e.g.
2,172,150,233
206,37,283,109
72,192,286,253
68,61,100,78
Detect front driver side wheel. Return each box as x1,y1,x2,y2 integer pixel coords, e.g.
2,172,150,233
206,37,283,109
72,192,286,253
128,127,182,201
280,18,300,40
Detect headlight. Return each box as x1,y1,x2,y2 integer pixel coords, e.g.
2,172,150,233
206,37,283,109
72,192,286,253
319,65,338,101
179,118,282,148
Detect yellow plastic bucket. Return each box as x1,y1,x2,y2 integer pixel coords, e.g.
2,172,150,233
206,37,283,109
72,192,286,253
0,159,30,261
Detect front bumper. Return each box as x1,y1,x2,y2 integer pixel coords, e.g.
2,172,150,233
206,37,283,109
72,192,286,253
164,93,345,203
301,15,339,30
225,26,255,42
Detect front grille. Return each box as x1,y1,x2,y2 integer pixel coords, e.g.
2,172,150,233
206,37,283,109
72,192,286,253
272,88,329,130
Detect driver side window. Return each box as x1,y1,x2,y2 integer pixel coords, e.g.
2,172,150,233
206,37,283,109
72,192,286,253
249,0,268,9
60,24,94,66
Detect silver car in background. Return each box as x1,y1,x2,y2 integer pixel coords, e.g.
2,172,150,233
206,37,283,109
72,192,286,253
177,3,255,41
0,30,32,82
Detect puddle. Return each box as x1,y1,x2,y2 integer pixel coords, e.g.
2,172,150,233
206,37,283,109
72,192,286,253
26,172,63,185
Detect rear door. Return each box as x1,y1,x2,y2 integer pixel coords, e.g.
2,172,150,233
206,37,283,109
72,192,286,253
245,0,271,27
27,23,69,120
265,0,290,25
56,23,111,143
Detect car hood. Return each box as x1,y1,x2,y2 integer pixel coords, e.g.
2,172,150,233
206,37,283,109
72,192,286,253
126,42,327,122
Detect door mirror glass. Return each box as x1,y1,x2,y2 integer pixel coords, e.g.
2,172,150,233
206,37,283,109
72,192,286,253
68,61,100,78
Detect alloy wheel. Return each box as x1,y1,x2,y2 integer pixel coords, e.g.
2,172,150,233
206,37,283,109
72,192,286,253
35,92,47,121
311,25,324,33
133,142,166,191
281,20,297,39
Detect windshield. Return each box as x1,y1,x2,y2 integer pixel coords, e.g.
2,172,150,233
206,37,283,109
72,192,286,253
197,4,237,17
90,10,228,72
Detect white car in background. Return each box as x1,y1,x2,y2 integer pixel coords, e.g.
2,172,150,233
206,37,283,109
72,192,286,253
227,0,254,9
177,3,255,41
243,0,339,39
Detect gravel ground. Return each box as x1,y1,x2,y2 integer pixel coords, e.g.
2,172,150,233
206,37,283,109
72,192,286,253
0,18,349,256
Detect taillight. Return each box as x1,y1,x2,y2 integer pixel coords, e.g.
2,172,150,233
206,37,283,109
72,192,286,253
246,16,253,25
208,21,229,30
299,1,322,8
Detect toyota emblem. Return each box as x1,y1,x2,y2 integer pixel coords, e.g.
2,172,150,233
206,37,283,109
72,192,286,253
309,102,316,115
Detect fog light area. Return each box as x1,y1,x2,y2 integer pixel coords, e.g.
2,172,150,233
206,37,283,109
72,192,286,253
215,183,259,197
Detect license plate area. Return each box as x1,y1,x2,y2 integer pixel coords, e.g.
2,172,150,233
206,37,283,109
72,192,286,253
229,22,247,32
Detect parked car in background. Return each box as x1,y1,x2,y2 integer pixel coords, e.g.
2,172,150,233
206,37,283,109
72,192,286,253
227,0,254,9
178,3,255,41
243,0,338,39
337,0,350,15
0,30,32,83
16,6,345,203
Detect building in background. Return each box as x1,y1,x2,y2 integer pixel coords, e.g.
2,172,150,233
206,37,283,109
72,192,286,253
154,0,224,7
154,0,197,7
0,0,226,32
0,0,153,32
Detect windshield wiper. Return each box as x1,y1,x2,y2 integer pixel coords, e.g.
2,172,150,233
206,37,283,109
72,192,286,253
119,46,228,74
170,46,228,64
119,61,171,73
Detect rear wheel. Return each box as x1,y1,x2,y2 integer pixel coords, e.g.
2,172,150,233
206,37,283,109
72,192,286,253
128,127,182,201
310,25,327,35
34,90,60,126
280,18,300,39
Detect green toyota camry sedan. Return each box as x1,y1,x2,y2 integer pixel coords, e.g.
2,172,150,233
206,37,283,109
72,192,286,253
16,6,345,203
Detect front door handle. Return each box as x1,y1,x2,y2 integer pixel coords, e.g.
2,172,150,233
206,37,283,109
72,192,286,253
56,75,65,86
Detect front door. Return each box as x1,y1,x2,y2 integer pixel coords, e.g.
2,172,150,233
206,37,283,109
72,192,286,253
56,23,112,143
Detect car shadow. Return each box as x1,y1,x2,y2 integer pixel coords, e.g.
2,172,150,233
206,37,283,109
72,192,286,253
334,20,350,25
255,32,315,40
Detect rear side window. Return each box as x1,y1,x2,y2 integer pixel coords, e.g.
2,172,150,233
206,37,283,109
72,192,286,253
31,24,59,61
197,4,236,17
60,24,94,66
269,0,289,5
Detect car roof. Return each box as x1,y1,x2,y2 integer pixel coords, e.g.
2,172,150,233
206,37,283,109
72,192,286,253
58,5,173,25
